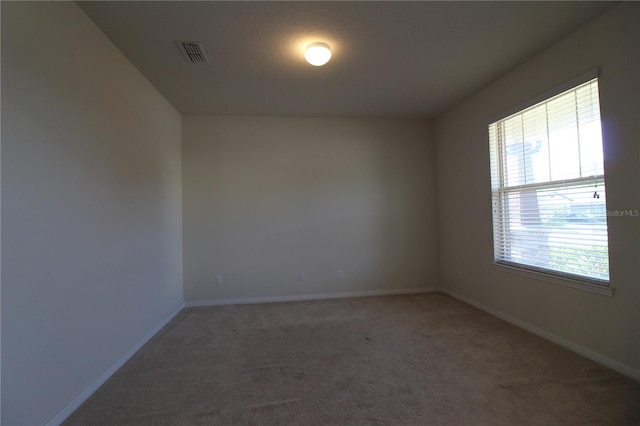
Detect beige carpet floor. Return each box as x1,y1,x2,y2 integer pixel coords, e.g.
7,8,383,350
64,293,639,425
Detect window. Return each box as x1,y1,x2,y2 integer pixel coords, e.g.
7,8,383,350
489,75,610,286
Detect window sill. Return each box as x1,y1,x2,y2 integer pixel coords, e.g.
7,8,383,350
493,262,615,297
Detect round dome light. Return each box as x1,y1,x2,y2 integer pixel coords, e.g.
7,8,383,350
304,42,332,66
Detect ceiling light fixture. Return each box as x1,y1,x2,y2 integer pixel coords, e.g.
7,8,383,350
305,42,332,66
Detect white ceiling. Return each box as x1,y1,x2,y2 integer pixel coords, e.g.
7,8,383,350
77,1,615,119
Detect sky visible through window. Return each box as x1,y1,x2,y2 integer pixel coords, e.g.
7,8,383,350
502,83,604,187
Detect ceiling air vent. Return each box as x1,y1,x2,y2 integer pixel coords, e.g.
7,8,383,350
177,41,209,64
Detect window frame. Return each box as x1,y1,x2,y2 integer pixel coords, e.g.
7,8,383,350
487,69,614,297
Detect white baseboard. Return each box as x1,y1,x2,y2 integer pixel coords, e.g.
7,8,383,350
184,287,439,307
45,303,185,426
440,288,640,381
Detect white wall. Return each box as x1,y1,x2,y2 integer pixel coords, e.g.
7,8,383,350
182,116,437,301
436,3,639,374
1,3,183,424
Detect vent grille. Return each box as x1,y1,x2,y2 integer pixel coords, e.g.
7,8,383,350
177,41,209,64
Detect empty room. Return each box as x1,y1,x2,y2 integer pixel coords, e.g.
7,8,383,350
2,1,639,425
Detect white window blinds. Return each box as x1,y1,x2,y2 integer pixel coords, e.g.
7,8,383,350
489,78,610,284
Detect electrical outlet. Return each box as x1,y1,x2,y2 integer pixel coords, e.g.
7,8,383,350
338,270,344,279
298,272,305,281
215,275,222,285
